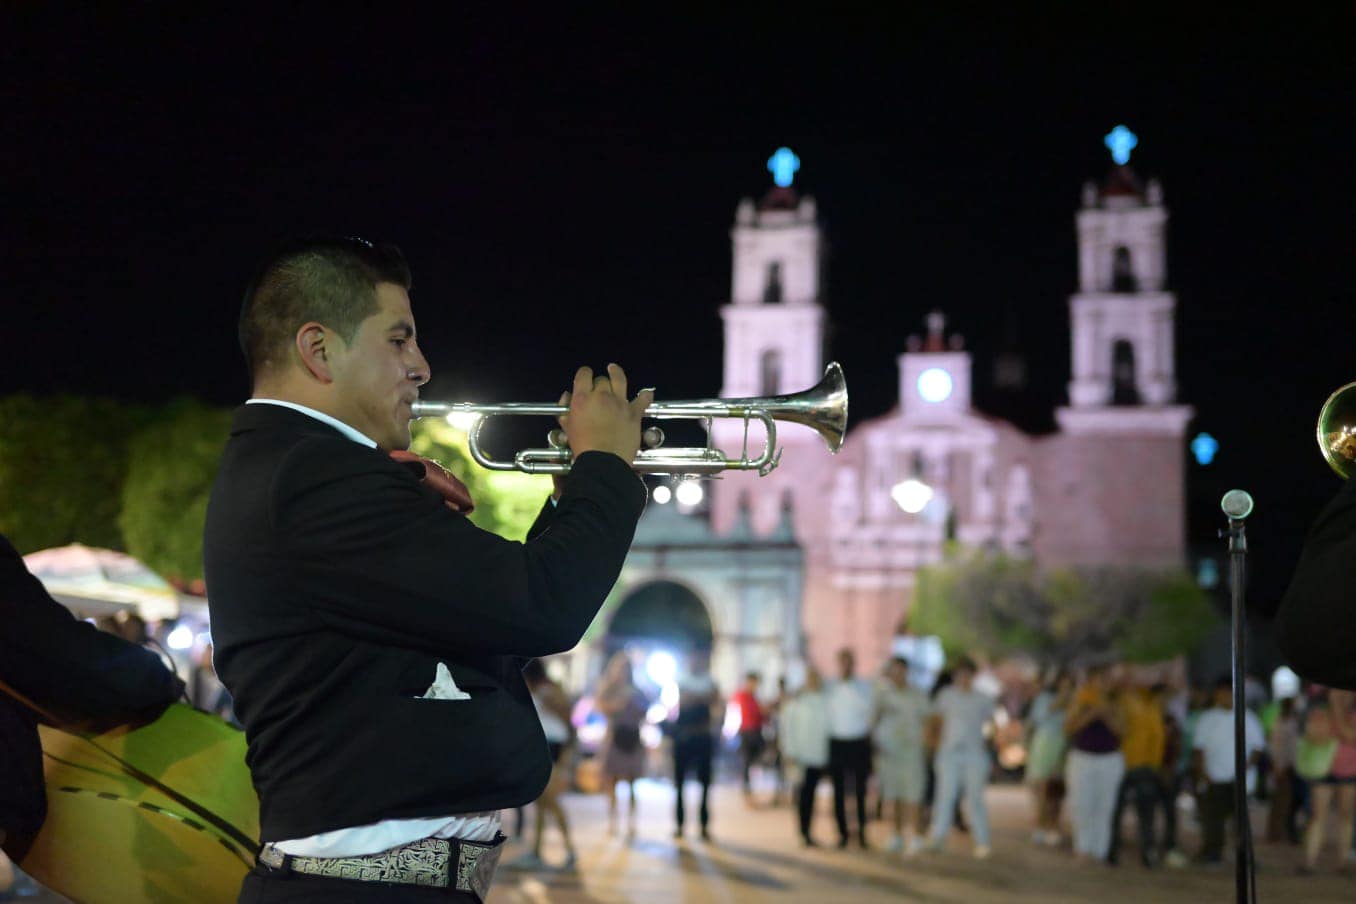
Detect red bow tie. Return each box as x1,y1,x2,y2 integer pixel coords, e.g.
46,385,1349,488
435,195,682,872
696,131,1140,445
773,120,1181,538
388,450,475,514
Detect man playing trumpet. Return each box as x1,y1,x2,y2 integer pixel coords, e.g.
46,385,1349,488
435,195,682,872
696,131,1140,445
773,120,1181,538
205,236,651,902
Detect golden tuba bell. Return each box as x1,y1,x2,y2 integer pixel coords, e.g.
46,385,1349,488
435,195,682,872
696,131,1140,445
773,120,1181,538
1318,382,1356,479
412,362,849,476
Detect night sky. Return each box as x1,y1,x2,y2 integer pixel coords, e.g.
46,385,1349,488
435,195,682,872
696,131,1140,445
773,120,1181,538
3,7,1353,610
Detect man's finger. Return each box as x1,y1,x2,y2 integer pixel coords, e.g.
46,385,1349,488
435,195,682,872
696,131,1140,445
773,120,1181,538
557,391,571,427
607,363,628,400
573,366,594,398
631,388,655,417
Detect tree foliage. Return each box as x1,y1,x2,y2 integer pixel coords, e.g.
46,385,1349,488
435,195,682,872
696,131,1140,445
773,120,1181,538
119,399,233,583
0,394,148,553
409,418,552,541
911,547,1217,667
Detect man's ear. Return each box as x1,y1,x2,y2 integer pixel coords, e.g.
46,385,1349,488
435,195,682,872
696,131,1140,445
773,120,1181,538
296,322,335,383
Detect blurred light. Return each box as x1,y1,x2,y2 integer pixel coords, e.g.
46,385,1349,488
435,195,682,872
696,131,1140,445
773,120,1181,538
195,632,212,647
652,485,672,504
722,701,742,739
1104,124,1138,165
917,367,953,403
767,146,800,187
890,478,933,514
660,681,680,709
1197,558,1220,589
444,411,480,432
167,624,194,651
973,672,1001,698
645,650,677,685
675,480,704,506
645,702,669,724
1191,432,1219,466
1272,666,1300,700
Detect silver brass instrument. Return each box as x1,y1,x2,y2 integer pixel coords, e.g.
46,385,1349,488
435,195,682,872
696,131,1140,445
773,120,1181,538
411,362,848,476
1317,381,1356,479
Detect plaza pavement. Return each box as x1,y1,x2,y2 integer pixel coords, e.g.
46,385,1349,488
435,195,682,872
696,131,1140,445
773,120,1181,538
491,779,1355,904
12,777,1353,902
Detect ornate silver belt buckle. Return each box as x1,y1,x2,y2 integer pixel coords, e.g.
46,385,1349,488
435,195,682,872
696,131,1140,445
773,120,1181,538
454,832,506,902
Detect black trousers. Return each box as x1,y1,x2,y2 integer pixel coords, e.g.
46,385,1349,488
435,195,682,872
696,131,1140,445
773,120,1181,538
240,867,479,902
1198,780,1236,862
1108,766,1178,864
674,732,714,830
797,765,827,840
829,736,871,841
739,729,765,792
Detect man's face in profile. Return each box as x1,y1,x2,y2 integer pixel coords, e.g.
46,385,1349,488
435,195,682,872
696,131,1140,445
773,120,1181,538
329,283,429,451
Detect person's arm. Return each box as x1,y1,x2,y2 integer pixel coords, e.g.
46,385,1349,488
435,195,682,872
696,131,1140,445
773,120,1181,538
1276,480,1356,689
274,441,646,659
0,536,183,731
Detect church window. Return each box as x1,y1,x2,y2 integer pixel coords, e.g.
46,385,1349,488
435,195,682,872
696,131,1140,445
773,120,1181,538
760,348,782,396
1111,246,1137,292
763,261,784,304
1111,339,1141,405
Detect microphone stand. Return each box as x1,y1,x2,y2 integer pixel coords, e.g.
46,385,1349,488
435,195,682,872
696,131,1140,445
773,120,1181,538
1222,506,1255,904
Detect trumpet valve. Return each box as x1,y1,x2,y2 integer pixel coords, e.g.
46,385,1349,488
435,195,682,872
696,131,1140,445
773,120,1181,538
643,426,666,450
547,428,569,449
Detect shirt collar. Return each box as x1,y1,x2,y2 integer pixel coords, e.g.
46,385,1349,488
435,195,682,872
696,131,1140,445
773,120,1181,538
246,399,378,449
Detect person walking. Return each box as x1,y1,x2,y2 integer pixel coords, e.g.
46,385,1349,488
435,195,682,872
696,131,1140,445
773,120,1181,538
1064,665,1126,862
595,652,649,838
1191,676,1264,867
1300,689,1356,872
781,668,831,847
826,648,874,849
1025,672,1073,847
925,657,994,859
672,651,720,841
873,658,930,855
1266,696,1302,844
731,672,766,804
511,659,578,871
1108,681,1179,867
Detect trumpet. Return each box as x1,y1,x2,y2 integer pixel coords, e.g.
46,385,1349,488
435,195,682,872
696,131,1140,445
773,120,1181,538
411,362,848,476
1318,381,1356,478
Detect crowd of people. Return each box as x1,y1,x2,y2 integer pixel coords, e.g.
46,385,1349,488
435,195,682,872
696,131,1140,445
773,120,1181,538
506,647,1356,881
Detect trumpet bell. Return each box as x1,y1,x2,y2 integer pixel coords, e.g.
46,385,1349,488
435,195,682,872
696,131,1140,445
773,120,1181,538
754,361,848,454
1318,381,1356,479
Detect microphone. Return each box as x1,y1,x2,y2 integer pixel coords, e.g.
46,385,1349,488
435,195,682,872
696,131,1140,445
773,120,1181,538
1221,489,1254,521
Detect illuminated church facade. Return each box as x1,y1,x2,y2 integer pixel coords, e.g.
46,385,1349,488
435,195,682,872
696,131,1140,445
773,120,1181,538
583,137,1193,696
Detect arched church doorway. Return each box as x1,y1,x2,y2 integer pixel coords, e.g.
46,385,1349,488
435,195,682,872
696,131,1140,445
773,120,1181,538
607,580,714,656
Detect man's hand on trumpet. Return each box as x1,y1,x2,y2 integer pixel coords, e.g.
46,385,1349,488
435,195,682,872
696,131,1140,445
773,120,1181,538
551,364,654,498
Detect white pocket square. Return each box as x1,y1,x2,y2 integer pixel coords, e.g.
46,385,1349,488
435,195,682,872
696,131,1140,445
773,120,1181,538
418,662,472,701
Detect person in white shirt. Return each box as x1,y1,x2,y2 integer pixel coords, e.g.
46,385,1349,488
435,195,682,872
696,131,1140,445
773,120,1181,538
1191,676,1264,864
780,667,831,846
873,658,930,854
826,648,874,848
925,657,994,859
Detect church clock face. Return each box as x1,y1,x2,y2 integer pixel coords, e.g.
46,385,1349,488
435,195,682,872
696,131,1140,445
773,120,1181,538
918,367,953,403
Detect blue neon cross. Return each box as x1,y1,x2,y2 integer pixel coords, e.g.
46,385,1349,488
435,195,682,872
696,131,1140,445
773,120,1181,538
1104,125,1138,166
767,147,800,187
1190,432,1219,466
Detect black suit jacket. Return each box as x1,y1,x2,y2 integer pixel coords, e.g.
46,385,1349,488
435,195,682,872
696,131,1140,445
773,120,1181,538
0,534,183,859
1277,479,1356,690
203,403,646,842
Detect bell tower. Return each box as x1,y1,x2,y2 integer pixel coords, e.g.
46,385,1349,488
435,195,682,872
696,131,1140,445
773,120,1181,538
1058,126,1192,435
719,147,825,404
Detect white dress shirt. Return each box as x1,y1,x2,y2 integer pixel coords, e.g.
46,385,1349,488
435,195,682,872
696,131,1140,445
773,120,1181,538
247,399,501,856
825,677,874,740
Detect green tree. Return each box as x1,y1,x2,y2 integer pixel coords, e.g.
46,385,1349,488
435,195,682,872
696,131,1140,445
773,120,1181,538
0,394,148,553
119,399,233,583
912,547,1217,667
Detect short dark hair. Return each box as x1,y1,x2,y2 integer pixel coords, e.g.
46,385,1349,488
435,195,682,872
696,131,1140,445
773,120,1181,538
238,236,411,382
